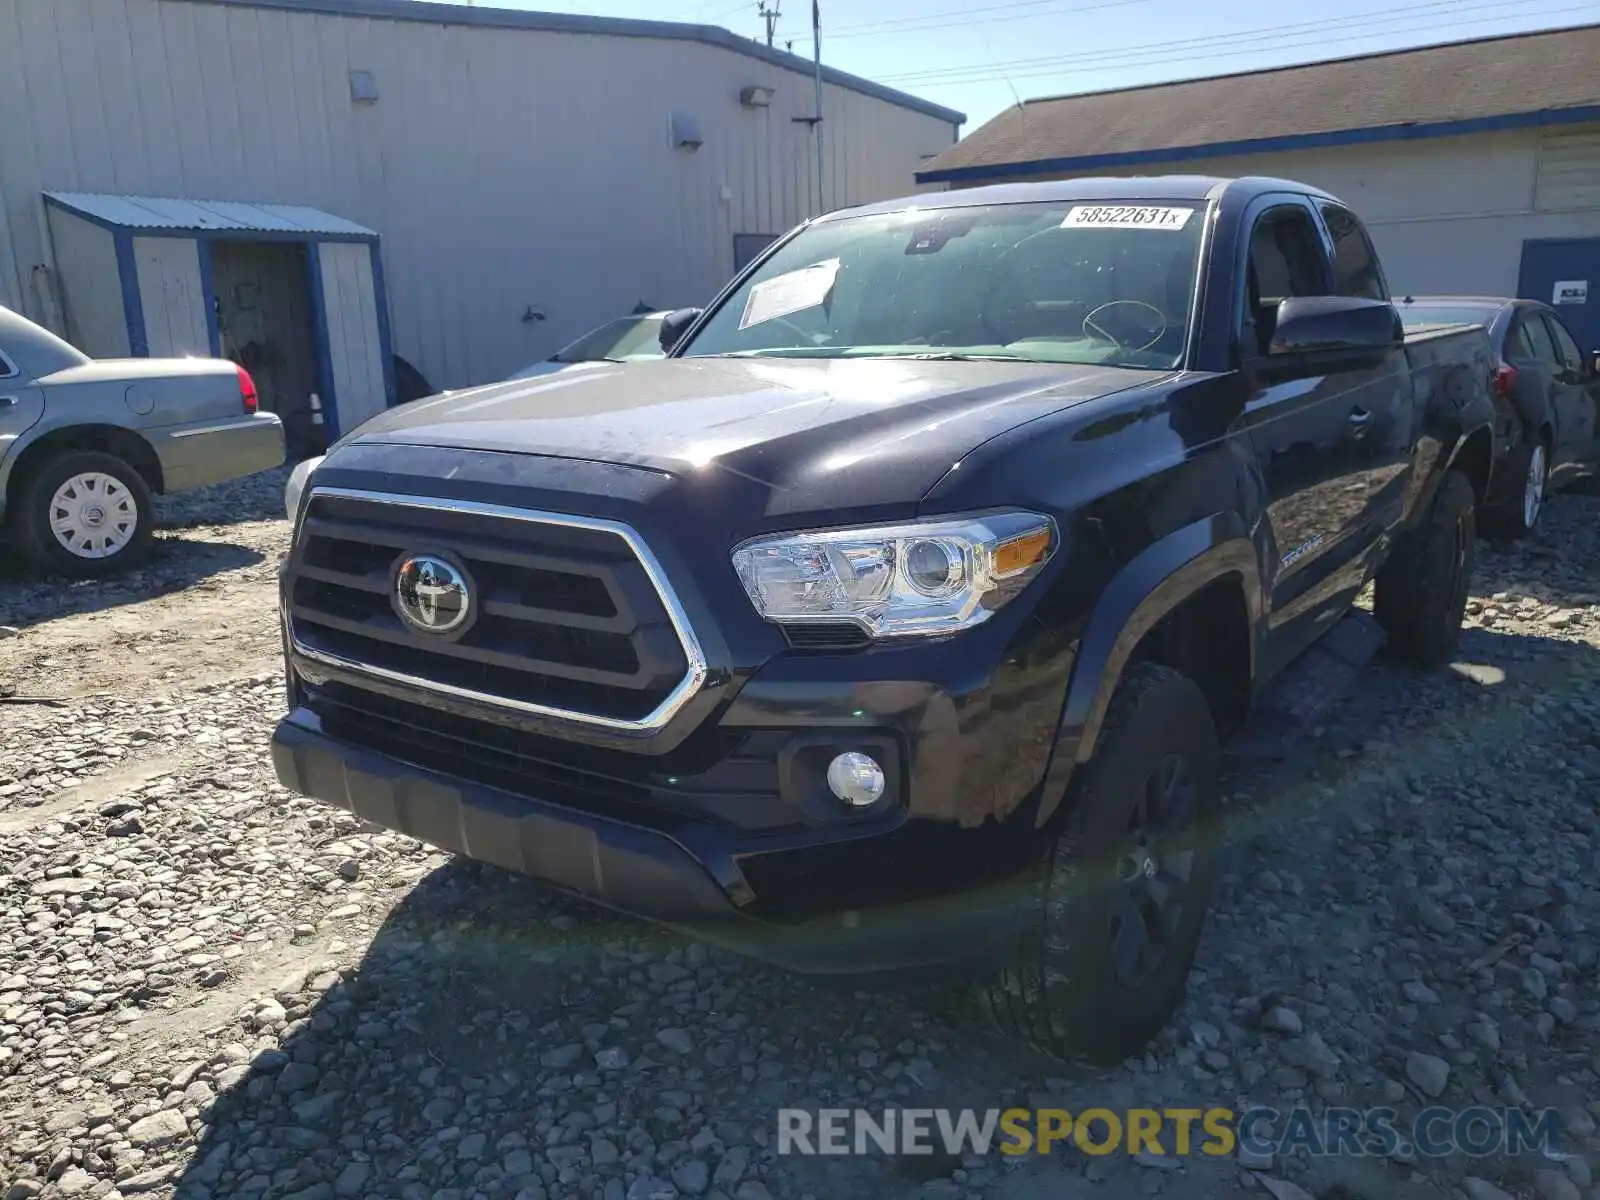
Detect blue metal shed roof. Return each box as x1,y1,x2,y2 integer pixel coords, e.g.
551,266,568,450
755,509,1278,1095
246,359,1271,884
44,192,379,239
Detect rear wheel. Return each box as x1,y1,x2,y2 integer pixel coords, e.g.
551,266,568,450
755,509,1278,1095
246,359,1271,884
1481,433,1548,539
1374,469,1475,668
11,450,154,577
984,663,1221,1064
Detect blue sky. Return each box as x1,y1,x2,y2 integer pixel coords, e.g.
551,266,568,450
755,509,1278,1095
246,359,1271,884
423,0,1594,128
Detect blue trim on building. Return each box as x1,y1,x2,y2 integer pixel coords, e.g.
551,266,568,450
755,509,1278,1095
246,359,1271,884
305,242,340,442
112,232,149,357
196,239,221,356
368,241,396,409
916,104,1600,184
184,0,965,125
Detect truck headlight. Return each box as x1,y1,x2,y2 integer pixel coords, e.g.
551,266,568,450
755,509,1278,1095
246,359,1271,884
284,455,324,522
731,511,1056,639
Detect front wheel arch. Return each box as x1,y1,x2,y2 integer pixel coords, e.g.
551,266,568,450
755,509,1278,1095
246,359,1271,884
1036,515,1262,830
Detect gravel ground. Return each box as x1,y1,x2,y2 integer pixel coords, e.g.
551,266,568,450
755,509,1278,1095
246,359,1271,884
3,470,1599,1200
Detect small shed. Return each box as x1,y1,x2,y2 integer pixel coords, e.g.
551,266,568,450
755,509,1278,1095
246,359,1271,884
42,192,394,445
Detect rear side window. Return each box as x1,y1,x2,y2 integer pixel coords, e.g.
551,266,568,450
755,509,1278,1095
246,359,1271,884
1542,313,1584,369
1319,204,1387,300
1517,314,1560,366
0,347,16,379
1503,320,1537,360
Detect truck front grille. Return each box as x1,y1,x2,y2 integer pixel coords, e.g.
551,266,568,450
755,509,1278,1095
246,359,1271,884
285,489,705,729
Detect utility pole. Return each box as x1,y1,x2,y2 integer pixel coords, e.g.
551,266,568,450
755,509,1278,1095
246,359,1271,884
812,0,824,213
757,1,780,48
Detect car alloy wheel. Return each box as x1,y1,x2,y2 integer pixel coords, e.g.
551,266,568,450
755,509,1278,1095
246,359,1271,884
1106,752,1198,987
1522,441,1547,531
49,471,139,559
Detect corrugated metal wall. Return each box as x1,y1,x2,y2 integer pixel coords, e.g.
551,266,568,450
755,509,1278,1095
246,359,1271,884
0,0,958,388
958,123,1600,298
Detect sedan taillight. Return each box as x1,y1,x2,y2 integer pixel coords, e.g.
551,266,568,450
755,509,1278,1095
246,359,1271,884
1492,362,1518,398
237,364,259,415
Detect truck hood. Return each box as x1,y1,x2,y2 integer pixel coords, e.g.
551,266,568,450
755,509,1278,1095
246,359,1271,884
343,357,1168,511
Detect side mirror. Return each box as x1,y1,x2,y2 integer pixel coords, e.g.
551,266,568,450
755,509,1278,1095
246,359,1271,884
1270,296,1403,361
658,308,703,354
1590,349,1600,379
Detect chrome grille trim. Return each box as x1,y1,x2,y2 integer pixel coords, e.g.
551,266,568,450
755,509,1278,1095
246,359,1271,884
286,487,709,733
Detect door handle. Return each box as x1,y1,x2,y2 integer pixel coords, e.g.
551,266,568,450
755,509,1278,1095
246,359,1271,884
0,396,17,408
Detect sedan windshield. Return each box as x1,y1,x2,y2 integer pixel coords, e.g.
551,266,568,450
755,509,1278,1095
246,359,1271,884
680,200,1206,369
550,316,664,363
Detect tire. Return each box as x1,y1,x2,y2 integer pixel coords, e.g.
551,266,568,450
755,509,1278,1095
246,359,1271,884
1374,469,1475,668
984,663,1222,1065
1479,432,1548,540
10,450,155,577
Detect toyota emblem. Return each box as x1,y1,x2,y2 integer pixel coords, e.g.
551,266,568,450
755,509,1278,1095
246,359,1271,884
394,555,471,635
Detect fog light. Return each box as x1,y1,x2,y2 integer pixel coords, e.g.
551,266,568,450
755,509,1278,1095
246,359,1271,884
827,752,885,808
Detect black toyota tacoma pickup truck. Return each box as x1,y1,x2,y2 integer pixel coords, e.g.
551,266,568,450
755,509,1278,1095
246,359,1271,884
273,176,1496,1062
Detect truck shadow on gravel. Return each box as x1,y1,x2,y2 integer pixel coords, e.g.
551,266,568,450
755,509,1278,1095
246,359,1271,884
0,539,265,629
171,619,1600,1200
170,853,1041,1200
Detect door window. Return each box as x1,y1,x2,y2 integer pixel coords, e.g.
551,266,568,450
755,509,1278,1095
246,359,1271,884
0,346,16,379
1319,204,1388,300
1244,205,1328,356
1542,312,1584,372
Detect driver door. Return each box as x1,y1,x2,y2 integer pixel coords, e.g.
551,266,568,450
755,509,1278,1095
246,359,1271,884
1235,198,1400,676
0,344,46,477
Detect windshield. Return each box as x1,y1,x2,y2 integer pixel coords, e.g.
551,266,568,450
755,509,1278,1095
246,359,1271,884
680,200,1205,368
1396,304,1498,329
551,315,664,363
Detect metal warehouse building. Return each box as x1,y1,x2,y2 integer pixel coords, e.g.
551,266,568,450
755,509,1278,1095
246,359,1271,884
0,0,962,441
917,25,1600,357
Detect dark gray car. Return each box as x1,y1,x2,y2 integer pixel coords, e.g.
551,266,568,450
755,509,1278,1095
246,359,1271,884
1398,295,1599,536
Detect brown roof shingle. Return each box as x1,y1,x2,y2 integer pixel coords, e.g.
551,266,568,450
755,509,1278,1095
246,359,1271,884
917,24,1600,182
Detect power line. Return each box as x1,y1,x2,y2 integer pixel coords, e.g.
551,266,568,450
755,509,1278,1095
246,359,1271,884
694,0,754,23
876,0,1483,76
829,0,1147,38
690,0,752,16
877,0,1542,80
876,4,1583,86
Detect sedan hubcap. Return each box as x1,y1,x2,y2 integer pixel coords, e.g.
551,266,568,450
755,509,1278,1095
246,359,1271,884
50,473,138,559
1523,443,1547,529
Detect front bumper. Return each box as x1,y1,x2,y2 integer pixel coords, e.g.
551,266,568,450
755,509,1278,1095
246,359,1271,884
272,707,1035,974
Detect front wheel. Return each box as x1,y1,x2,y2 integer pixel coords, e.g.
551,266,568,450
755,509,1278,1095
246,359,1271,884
984,663,1221,1064
1374,469,1475,668
11,450,155,577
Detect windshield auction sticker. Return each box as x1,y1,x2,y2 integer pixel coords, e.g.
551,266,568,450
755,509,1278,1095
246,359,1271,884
1061,205,1193,230
739,258,841,330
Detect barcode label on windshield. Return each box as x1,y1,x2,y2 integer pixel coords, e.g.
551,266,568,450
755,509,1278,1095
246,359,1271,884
1062,205,1193,230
